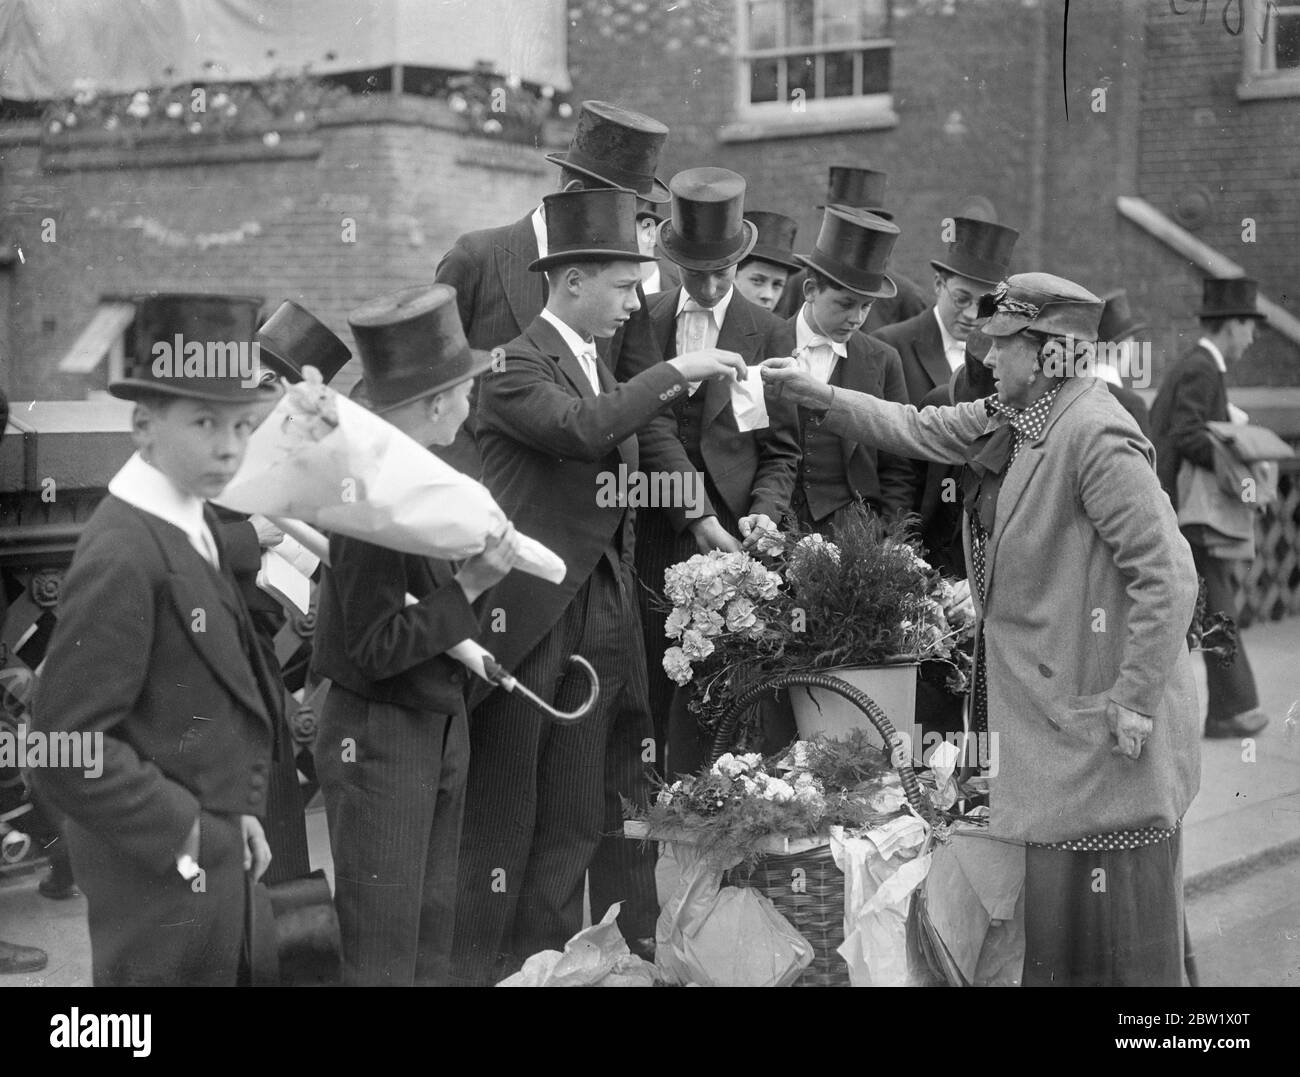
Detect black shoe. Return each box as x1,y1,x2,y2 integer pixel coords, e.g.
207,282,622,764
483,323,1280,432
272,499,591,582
1205,710,1269,739
38,873,80,901
0,940,48,975
626,936,656,963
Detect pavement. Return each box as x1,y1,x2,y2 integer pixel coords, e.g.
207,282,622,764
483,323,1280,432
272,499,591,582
2,616,1298,987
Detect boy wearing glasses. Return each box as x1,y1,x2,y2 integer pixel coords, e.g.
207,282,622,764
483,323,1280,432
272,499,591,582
874,217,1019,406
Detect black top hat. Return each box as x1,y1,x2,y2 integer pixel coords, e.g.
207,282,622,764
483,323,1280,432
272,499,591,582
930,218,1019,286
795,207,899,299
347,284,492,413
1199,277,1264,320
529,188,655,273
657,167,759,272
545,100,670,202
257,301,352,385
1096,289,1148,341
816,166,892,219
635,197,664,223
741,211,801,272
111,293,277,403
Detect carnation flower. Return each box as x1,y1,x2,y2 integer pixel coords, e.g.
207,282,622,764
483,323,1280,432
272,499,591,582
724,596,757,632
760,777,795,803
166,101,184,119
680,629,714,662
662,646,693,685
664,607,691,639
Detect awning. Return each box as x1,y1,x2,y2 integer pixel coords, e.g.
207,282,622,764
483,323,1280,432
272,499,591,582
0,0,570,101
57,301,136,374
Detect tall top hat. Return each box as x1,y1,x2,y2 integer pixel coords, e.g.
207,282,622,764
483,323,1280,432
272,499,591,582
257,301,352,384
529,188,654,273
977,272,1104,342
741,211,801,272
347,284,491,413
635,197,665,224
111,292,276,403
817,166,891,219
1198,277,1264,320
795,207,899,298
930,217,1020,286
545,101,670,202
1097,289,1148,341
657,167,759,272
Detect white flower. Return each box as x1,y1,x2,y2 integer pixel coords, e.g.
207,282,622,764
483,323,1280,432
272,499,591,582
662,646,693,685
165,101,184,119
131,90,150,106
680,629,715,662
211,92,230,109
126,100,150,119
188,121,203,134
664,607,691,639
540,84,555,99
558,102,573,118
48,120,63,134
224,104,238,118
104,115,119,130
293,110,307,124
448,93,468,113
64,112,77,126
482,118,503,135
760,777,796,803
262,131,281,147
505,73,523,90
724,596,757,633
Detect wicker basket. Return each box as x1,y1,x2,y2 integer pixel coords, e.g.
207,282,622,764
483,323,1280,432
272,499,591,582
710,671,936,988
725,843,850,987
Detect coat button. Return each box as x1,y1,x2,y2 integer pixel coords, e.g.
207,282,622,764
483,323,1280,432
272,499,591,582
1037,663,1053,678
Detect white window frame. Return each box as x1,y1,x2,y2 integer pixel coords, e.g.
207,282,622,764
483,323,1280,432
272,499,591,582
1239,0,1300,99
724,0,897,141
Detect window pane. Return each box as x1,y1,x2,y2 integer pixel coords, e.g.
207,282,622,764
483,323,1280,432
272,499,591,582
820,0,860,43
1276,14,1300,68
785,0,815,47
861,46,891,94
787,51,817,99
824,50,855,96
859,0,889,38
750,57,780,103
748,0,782,50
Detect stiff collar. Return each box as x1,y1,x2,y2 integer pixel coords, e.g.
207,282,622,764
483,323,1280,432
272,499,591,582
795,305,849,358
933,307,964,366
108,452,213,555
531,203,548,262
539,306,595,360
1197,336,1227,374
677,285,734,327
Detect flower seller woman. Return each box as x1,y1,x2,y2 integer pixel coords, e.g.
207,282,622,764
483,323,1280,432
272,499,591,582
760,273,1201,987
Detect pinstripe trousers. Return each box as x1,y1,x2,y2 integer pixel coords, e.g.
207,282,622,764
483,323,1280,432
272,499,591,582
315,683,469,986
451,555,657,986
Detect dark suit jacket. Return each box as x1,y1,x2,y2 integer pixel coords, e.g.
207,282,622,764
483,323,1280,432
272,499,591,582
774,267,929,333
794,321,914,518
473,314,689,684
1150,345,1228,510
311,537,480,715
32,497,279,876
647,288,801,531
872,306,955,407
435,212,668,477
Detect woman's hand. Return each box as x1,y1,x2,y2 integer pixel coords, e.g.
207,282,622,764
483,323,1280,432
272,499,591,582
1107,700,1153,760
760,357,832,409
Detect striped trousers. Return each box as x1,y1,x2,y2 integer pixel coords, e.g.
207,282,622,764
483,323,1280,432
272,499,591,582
315,684,469,986
451,555,657,986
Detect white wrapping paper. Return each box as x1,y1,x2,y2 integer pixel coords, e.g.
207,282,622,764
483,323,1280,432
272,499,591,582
217,371,564,584
729,375,770,431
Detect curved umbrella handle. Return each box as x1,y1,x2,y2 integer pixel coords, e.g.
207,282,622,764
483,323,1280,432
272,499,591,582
483,654,599,725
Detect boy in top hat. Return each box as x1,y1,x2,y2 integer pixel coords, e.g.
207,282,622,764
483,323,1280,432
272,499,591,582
1151,277,1269,739
640,168,801,770
785,206,914,534
437,101,681,478
734,210,802,312
32,294,284,986
454,187,748,984
636,197,681,295
310,284,524,986
774,166,928,330
1093,290,1152,437
874,216,1020,407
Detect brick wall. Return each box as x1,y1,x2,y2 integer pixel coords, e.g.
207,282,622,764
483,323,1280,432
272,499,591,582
0,100,553,400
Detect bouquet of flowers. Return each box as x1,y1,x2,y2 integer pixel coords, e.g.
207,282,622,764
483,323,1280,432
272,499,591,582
217,368,564,583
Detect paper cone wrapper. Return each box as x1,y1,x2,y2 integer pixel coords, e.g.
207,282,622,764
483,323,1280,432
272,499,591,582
217,379,564,585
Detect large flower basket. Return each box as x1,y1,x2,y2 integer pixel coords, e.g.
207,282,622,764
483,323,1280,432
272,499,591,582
714,672,935,987
787,663,919,760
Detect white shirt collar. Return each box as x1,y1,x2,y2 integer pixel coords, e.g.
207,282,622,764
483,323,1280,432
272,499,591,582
933,308,966,371
643,264,662,295
676,285,735,328
795,306,848,357
531,203,548,261
108,452,215,560
1197,336,1227,374
539,307,596,360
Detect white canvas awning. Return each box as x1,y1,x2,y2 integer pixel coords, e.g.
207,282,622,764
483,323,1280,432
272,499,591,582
0,0,570,100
